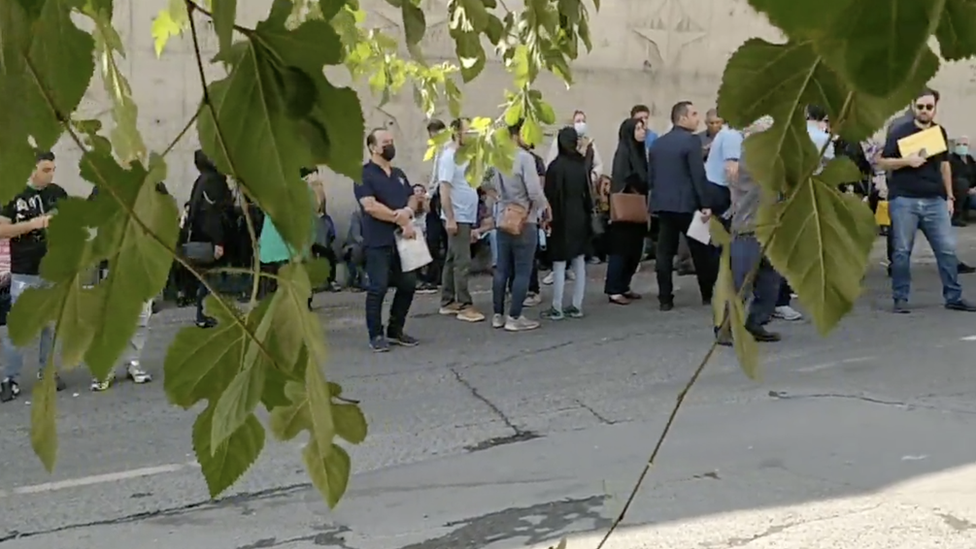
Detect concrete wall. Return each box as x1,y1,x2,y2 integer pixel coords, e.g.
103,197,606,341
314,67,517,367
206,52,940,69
57,0,976,230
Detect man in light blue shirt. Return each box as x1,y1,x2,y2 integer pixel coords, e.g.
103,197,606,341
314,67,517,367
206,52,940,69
437,118,484,322
704,122,743,214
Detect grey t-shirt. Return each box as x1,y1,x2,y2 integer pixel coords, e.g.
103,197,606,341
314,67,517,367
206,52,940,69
488,148,546,223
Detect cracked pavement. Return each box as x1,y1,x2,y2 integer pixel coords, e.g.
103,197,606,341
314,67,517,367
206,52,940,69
3,232,976,548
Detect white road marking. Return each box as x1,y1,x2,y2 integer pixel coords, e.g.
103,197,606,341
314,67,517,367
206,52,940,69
0,461,199,499
796,355,877,374
960,335,976,341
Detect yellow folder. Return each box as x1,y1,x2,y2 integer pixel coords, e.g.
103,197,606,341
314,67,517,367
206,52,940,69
875,200,890,227
897,125,947,159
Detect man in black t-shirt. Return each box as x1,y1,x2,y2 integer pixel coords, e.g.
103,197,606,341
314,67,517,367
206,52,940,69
0,151,68,402
878,90,976,314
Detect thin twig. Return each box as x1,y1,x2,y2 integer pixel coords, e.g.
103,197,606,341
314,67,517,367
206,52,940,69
185,1,264,312
161,106,201,158
595,96,857,549
185,0,252,35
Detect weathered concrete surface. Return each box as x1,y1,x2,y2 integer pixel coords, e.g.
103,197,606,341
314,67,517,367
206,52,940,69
2,230,976,548
55,0,976,223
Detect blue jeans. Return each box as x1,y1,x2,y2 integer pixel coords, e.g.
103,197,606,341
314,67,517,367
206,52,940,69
889,196,962,304
729,235,781,327
364,246,416,339
2,274,55,381
492,226,538,318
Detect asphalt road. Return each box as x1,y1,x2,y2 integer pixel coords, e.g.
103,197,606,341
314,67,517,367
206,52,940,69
2,232,976,549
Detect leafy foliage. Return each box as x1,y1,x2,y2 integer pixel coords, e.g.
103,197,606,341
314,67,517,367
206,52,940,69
3,0,967,521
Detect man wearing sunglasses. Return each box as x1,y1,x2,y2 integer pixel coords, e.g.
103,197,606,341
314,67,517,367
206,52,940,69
877,88,976,314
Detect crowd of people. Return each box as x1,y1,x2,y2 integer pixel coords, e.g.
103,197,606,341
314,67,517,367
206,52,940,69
1,87,975,399
354,91,976,351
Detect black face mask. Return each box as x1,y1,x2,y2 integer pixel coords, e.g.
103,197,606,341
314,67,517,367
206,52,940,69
379,144,396,161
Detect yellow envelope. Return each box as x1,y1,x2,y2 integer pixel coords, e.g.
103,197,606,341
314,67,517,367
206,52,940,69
875,200,890,227
897,125,947,159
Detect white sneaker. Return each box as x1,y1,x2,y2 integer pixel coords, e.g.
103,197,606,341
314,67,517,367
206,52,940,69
567,270,576,281
491,313,505,329
773,305,803,321
542,272,554,285
505,316,540,332
127,362,153,383
522,293,542,307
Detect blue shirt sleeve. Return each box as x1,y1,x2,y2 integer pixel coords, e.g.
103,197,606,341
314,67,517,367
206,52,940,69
354,167,376,203
722,131,743,162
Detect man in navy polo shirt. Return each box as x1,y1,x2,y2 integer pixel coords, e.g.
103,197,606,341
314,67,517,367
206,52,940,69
878,89,976,314
354,128,422,351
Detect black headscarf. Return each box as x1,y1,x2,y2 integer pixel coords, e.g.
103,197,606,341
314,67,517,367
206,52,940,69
610,118,648,195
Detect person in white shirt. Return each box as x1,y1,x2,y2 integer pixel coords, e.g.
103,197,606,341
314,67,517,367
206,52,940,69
437,118,485,323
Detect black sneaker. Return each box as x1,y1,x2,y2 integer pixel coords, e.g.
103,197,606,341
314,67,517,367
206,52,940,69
36,371,67,391
893,300,911,314
747,325,782,342
369,335,390,352
196,317,217,329
659,301,674,311
388,331,419,347
946,299,976,312
0,378,20,402
959,263,976,275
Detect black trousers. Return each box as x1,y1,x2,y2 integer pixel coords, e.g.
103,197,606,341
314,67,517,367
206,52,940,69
364,246,416,339
654,211,719,304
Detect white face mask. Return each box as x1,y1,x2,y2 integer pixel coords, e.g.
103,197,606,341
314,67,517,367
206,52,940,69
574,121,587,137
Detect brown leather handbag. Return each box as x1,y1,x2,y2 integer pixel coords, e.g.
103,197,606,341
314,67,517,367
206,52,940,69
609,191,648,224
495,171,530,235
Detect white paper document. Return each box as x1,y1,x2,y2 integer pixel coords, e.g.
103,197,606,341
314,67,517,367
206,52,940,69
687,211,711,245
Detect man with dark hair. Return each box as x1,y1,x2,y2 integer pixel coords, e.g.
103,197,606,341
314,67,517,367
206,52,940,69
0,151,68,402
699,108,724,160
426,119,446,135
437,118,485,322
355,127,421,351
649,101,719,310
877,89,976,313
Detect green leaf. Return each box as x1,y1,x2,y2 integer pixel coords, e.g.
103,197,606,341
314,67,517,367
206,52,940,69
0,0,95,203
81,0,147,164
81,152,180,374
756,158,876,335
210,361,266,451
728,292,759,380
746,0,941,97
306,360,335,454
718,38,935,191
333,402,367,444
30,364,58,473
212,0,238,54
277,263,328,361
453,31,487,82
269,381,311,441
936,0,976,60
151,0,189,57
164,296,252,409
199,2,365,249
401,1,426,45
192,404,265,498
303,440,351,508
